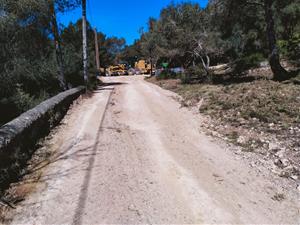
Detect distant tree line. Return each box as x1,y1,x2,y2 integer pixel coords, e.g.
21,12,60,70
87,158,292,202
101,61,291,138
122,0,300,82
0,0,125,125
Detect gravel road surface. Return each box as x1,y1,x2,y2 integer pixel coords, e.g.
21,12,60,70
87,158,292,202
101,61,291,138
10,76,299,224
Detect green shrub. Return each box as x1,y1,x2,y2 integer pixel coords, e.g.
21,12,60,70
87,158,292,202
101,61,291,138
278,33,300,60
0,86,50,126
178,72,191,84
235,53,265,72
183,65,211,83
12,86,50,113
87,74,100,91
156,69,178,80
278,40,289,57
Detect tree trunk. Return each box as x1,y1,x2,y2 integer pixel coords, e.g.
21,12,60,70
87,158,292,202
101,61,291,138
94,29,100,71
82,0,88,86
199,54,210,75
206,55,210,69
150,58,153,76
199,54,213,83
49,2,67,90
264,0,289,81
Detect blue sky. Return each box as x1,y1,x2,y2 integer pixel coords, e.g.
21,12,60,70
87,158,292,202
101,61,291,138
59,0,209,45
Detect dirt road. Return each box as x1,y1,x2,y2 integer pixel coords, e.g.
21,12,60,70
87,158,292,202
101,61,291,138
10,76,299,224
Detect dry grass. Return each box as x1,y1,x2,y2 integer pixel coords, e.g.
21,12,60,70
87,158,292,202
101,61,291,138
148,76,300,130
0,181,38,223
0,207,11,224
272,193,285,201
147,76,300,168
176,80,300,127
0,137,56,222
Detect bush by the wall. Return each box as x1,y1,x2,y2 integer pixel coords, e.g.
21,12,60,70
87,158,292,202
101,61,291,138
0,86,85,195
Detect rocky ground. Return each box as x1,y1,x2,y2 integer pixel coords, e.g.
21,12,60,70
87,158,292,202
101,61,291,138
147,76,300,183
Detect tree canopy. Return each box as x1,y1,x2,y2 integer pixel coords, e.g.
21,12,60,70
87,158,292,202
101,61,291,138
0,0,125,125
133,0,299,80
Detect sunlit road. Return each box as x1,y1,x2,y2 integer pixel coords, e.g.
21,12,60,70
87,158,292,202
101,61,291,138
11,76,299,224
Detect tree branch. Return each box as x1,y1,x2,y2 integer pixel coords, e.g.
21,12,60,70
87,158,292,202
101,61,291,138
245,0,264,7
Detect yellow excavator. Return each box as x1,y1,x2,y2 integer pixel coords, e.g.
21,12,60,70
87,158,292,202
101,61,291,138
134,60,152,74
106,64,128,76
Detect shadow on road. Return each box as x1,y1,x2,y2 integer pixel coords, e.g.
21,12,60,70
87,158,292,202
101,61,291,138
72,88,113,225
93,82,126,93
100,82,127,87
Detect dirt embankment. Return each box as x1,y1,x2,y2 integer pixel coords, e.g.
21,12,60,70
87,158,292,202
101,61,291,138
147,76,300,181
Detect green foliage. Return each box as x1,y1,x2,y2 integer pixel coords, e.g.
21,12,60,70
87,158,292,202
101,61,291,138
120,40,143,67
0,0,60,125
141,2,215,68
278,33,300,60
183,65,208,83
12,86,49,113
155,65,210,84
87,73,99,90
0,86,50,125
178,73,191,84
132,0,300,81
275,0,300,41
278,40,289,56
0,1,124,126
235,53,265,72
156,70,179,80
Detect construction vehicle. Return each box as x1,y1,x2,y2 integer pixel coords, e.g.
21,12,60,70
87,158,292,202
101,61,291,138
134,60,153,74
106,64,128,76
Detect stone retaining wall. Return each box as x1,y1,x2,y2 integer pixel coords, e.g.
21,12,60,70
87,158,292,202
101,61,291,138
0,86,85,192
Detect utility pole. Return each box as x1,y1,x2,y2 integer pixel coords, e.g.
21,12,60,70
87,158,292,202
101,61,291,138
82,0,88,87
94,28,100,73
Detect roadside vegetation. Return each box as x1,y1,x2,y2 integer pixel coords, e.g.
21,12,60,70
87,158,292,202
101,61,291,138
0,0,125,126
148,75,300,179
138,0,300,180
